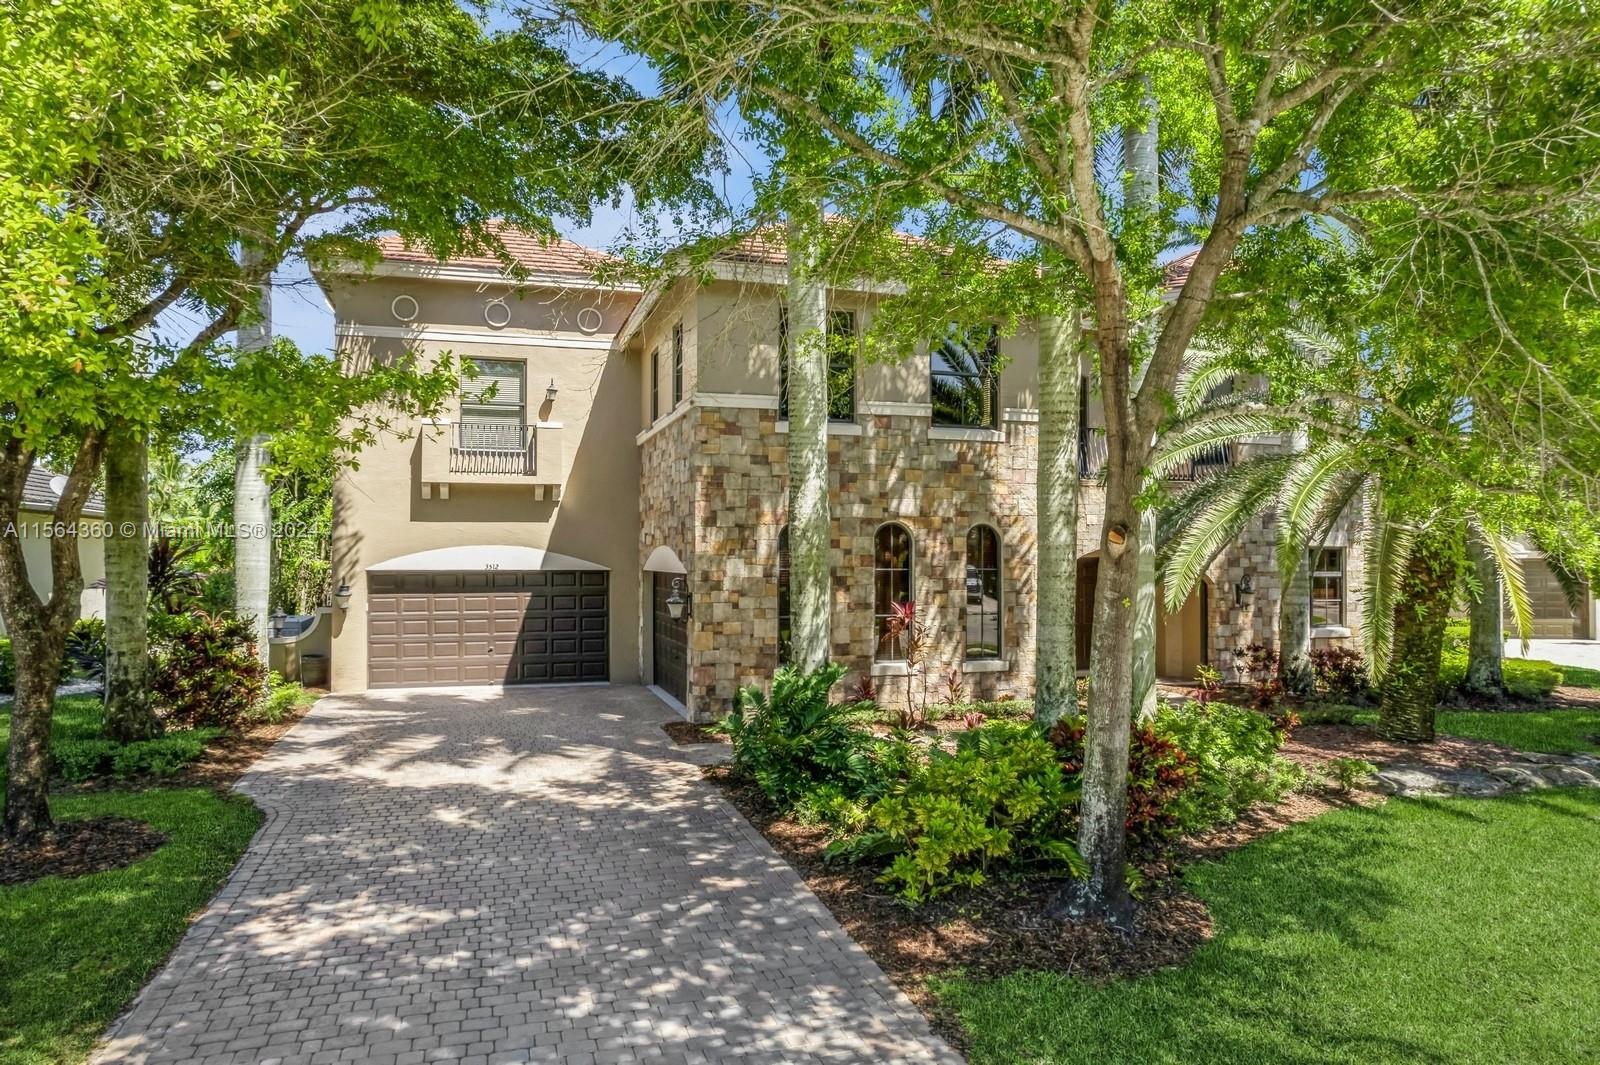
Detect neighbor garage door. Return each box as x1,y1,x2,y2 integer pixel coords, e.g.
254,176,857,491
367,570,608,687
1515,559,1589,639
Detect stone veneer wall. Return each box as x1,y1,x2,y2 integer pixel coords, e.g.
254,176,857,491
641,403,1367,719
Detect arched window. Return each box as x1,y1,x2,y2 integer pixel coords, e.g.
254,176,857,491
777,525,792,663
964,525,1002,659
874,523,914,660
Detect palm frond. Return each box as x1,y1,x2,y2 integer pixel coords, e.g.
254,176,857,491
1149,408,1295,480
1174,347,1242,416
1274,442,1361,581
1529,530,1592,614
1361,485,1417,682
1159,454,1295,611
1472,521,1533,652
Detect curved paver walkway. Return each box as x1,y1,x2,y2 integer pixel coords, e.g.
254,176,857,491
94,687,959,1065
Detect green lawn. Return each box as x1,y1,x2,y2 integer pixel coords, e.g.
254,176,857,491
1435,708,1600,754
0,789,261,1065
935,789,1600,1065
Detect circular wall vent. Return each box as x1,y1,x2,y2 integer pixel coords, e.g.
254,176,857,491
390,294,418,322
483,299,512,328
575,306,604,334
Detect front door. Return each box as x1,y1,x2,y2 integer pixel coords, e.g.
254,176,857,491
652,572,688,703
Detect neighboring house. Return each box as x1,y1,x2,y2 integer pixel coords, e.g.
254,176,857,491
317,225,1367,717
0,467,107,636
1509,544,1599,640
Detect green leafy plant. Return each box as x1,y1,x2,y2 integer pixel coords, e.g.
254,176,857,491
148,611,266,729
1051,715,1198,851
251,672,317,724
793,783,870,834
52,728,222,783
1438,649,1561,701
1310,647,1368,701
1152,702,1303,832
1323,756,1379,793
719,664,873,809
835,722,1081,904
64,617,107,681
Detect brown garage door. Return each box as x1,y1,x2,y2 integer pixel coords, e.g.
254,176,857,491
1514,559,1589,639
367,570,608,688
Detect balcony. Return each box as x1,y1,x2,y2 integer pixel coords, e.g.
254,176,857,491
1078,427,1232,482
419,421,565,498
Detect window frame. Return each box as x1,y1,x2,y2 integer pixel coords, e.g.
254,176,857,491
873,522,914,662
778,305,859,423
963,524,1003,660
930,324,1000,429
1309,547,1345,627
649,346,660,423
777,525,791,664
458,357,526,451
671,322,684,407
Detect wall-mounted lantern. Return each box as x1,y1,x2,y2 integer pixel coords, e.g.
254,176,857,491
333,582,353,610
666,576,691,620
545,378,559,404
1234,573,1254,607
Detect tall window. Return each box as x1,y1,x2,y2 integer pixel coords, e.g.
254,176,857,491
964,525,1002,659
931,325,999,428
672,322,684,406
874,522,913,660
459,357,525,449
777,525,791,663
1310,548,1344,626
649,346,660,422
779,307,857,421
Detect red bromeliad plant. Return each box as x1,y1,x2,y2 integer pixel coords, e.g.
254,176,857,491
879,600,931,729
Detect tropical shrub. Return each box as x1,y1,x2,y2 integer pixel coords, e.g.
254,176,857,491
64,617,108,680
1050,716,1197,851
1152,702,1303,830
148,611,266,728
1310,647,1368,701
52,727,223,782
1322,756,1378,793
792,782,870,834
834,722,1081,903
1438,648,1562,700
251,672,317,723
719,664,874,809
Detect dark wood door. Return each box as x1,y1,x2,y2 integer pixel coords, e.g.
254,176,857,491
367,570,608,688
1075,557,1099,671
652,572,688,703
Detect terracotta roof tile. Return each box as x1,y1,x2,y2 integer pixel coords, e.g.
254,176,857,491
375,221,618,278
1163,249,1200,289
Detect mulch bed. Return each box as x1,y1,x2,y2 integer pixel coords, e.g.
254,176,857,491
1282,723,1520,771
0,817,167,886
707,766,1212,1050
661,720,728,745
168,702,316,791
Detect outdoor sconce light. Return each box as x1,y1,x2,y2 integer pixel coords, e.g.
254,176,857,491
545,378,559,404
1234,573,1254,607
665,576,691,620
270,609,287,638
333,582,353,610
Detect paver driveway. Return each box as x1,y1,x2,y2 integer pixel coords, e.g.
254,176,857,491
95,686,959,1065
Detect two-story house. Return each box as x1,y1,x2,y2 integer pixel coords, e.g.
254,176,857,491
317,224,1369,717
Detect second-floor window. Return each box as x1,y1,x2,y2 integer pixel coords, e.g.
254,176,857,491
672,322,684,407
1310,548,1345,627
649,346,660,422
779,307,857,422
931,324,999,429
459,357,525,450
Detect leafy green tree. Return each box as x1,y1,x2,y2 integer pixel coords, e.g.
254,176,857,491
564,0,1600,918
0,0,710,842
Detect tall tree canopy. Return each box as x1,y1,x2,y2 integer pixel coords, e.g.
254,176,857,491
0,0,714,841
563,0,1600,917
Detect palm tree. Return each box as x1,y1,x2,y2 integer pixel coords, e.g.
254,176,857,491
1153,349,1533,743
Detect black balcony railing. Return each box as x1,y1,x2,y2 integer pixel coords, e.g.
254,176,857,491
449,422,535,474
1078,427,1232,482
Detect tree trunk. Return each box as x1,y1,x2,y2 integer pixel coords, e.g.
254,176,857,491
234,257,274,661
1463,533,1504,698
1124,101,1161,720
1377,532,1459,743
0,435,105,843
234,434,273,660
1034,309,1080,724
1278,553,1314,695
785,210,831,672
103,420,159,741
